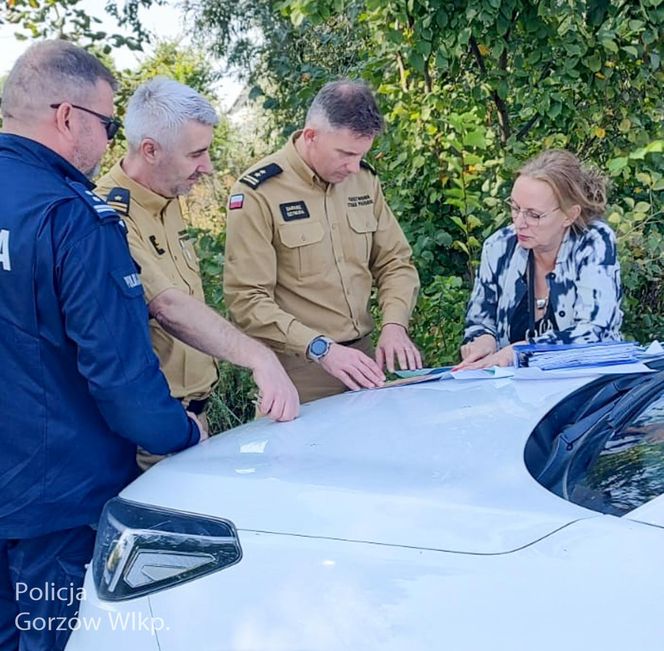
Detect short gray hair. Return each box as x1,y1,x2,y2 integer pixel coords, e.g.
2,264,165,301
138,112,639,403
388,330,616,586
305,79,384,137
1,40,116,119
124,77,219,151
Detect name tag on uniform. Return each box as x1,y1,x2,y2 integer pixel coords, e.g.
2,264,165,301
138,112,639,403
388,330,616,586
279,201,310,222
347,194,373,208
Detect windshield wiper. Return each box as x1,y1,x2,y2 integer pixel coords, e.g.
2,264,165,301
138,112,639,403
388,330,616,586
535,371,664,498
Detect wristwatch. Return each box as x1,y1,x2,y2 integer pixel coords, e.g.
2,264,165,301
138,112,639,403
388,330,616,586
307,335,333,361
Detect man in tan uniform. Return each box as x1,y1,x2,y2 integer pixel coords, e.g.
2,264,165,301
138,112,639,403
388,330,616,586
224,79,422,403
96,77,299,466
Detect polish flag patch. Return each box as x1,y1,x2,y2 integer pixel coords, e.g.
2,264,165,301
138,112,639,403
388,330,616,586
229,193,245,210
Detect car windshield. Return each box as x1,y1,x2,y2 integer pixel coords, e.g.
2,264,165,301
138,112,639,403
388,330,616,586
526,359,664,515
568,390,664,514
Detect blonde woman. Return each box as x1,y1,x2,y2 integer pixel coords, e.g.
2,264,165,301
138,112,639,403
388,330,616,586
458,149,623,369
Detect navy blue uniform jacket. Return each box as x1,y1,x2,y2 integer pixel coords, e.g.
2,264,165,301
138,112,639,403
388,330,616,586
0,135,200,538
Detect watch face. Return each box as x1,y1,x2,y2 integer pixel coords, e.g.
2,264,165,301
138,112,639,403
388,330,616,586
311,339,327,356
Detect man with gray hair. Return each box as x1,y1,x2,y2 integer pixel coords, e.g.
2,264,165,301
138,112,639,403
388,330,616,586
224,79,422,403
96,77,299,466
0,43,204,651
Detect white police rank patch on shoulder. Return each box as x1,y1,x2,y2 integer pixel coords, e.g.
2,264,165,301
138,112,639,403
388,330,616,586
0,229,11,271
68,180,118,221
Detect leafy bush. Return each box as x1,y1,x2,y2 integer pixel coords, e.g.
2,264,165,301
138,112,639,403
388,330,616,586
409,275,469,366
192,228,258,433
605,142,664,342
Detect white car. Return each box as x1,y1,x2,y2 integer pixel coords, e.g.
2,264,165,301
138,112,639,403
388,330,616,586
67,361,664,651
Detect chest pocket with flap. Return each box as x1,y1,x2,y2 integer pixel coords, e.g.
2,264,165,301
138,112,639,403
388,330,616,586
346,209,378,263
277,221,328,278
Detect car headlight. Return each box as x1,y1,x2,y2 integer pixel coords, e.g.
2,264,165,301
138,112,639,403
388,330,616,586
92,497,242,601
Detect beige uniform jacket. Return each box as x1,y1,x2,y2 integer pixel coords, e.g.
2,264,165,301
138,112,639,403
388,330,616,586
223,134,420,357
96,161,217,401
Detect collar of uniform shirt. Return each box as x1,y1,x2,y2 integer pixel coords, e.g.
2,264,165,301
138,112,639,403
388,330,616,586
107,159,173,217
285,131,323,188
1,133,92,189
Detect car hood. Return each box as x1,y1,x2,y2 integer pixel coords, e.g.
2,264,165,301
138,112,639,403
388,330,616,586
123,376,600,554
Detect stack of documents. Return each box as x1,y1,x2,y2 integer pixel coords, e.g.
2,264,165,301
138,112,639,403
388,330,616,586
512,341,641,370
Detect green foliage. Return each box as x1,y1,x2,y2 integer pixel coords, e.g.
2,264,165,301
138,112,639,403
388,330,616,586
193,229,258,432
605,141,664,341
408,275,470,366
122,40,221,93
0,0,155,53
187,0,369,138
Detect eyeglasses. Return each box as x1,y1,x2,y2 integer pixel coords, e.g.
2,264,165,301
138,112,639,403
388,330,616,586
50,103,122,140
505,198,561,225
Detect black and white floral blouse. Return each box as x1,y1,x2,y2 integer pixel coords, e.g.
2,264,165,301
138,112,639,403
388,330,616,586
463,220,623,348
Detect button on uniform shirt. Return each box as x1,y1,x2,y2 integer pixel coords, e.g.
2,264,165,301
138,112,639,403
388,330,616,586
96,162,218,402
223,133,420,356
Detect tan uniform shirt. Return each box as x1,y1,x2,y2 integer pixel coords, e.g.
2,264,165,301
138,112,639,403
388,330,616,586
224,134,420,357
96,161,218,401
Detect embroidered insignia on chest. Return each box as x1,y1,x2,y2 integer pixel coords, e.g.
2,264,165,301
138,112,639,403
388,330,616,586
229,193,245,210
239,163,283,189
347,194,374,208
149,235,165,255
279,201,310,222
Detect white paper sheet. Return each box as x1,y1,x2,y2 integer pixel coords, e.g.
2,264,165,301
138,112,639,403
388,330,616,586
510,362,654,380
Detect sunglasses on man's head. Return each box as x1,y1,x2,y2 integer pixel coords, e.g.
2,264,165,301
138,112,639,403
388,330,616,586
50,103,122,140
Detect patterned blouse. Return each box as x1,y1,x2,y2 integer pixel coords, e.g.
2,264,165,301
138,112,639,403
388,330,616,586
463,220,623,348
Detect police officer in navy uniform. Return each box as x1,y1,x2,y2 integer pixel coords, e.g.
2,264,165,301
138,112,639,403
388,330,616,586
0,41,204,651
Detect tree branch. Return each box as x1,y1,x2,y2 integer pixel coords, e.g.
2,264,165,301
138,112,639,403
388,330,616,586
396,51,408,91
468,35,487,74
491,90,511,144
423,51,433,93
515,114,539,140
469,35,511,144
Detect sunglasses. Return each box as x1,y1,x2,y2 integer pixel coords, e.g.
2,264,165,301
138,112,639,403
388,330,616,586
50,103,122,140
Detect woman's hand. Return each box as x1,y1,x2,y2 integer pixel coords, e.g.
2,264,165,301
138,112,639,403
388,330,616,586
456,344,515,370
459,334,497,364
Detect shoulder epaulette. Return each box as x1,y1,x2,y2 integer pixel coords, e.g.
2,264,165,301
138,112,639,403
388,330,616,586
240,163,283,189
105,187,131,217
360,160,377,175
67,180,117,221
